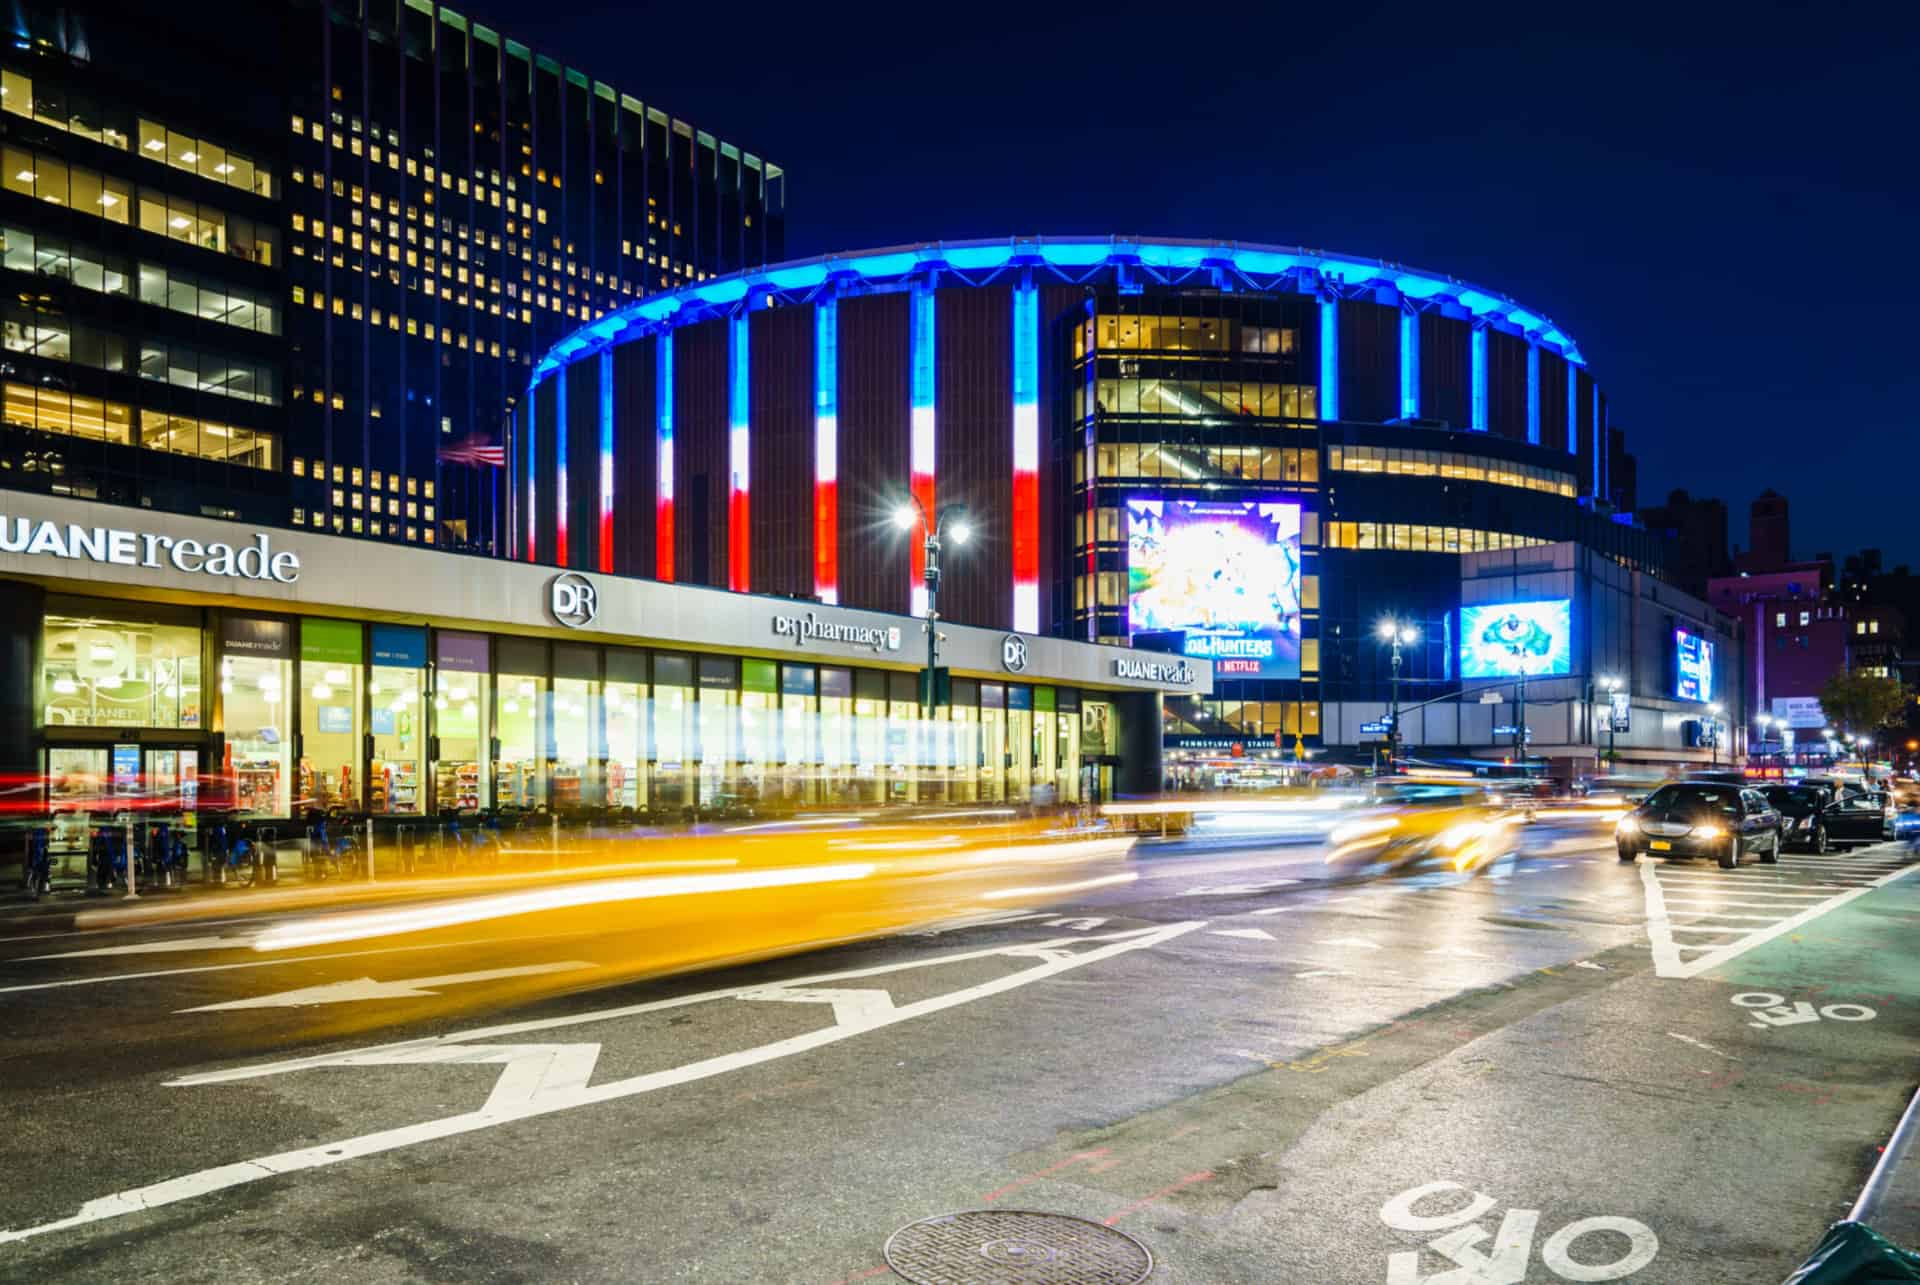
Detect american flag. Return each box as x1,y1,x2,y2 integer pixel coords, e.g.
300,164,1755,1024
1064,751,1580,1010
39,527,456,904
438,436,506,467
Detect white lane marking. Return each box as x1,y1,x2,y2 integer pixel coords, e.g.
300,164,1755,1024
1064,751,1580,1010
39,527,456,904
1426,945,1485,958
1179,879,1301,897
902,910,1052,936
1042,917,1110,932
1667,912,1790,922
1295,969,1345,979
23,935,253,960
1318,936,1382,950
1667,1032,1739,1059
0,922,1202,1246
1647,858,1920,979
736,986,897,1026
1210,928,1276,941
0,932,586,996
1251,907,1294,916
1573,961,1605,970
180,962,593,1012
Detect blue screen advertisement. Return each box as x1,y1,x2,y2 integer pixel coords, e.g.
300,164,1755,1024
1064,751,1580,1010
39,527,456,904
1459,600,1574,678
1675,629,1715,702
1126,498,1302,679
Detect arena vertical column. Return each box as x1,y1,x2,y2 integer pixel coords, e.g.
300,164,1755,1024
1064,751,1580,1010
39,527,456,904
909,284,936,617
656,334,675,582
728,313,751,593
1567,361,1580,454
1526,341,1541,446
814,299,839,605
1398,308,1420,421
1011,281,1040,634
525,396,537,562
555,372,569,566
1317,296,1340,422
599,351,615,572
1470,324,1489,431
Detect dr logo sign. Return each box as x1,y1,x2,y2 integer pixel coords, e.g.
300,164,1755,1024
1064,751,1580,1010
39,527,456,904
1380,1182,1658,1283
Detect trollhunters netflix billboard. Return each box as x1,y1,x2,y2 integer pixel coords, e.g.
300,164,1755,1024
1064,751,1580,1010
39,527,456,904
1125,498,1302,679
1459,599,1574,678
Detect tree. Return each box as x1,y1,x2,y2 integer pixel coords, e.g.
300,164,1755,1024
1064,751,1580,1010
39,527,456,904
1817,669,1907,735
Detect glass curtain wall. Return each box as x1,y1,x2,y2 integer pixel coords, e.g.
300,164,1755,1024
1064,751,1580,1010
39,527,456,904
979,684,1006,803
1007,687,1034,801
949,679,980,804
886,672,918,804
853,670,885,804
696,658,739,810
741,661,777,809
819,668,853,804
778,665,817,806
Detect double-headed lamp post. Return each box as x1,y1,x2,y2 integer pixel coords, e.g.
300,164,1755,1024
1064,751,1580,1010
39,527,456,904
1376,618,1419,772
892,498,971,719
1756,713,1775,765
1600,675,1622,769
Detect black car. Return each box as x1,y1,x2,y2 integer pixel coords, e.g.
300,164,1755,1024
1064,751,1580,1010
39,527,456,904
1761,784,1840,853
1616,781,1783,868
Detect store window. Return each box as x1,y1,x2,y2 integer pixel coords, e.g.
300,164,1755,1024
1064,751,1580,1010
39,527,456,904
296,619,362,812
1033,687,1059,805
604,649,646,813
370,626,426,815
696,657,739,811
42,597,201,730
1055,689,1082,804
980,683,1007,803
1007,686,1034,802
950,679,980,804
819,667,854,804
739,660,776,810
552,643,599,812
219,615,291,817
495,637,547,810
853,670,886,804
777,664,818,807
652,654,694,814
886,671,918,804
1082,700,1116,758
433,632,489,814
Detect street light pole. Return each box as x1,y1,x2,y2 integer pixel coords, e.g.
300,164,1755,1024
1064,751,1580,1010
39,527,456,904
1376,619,1419,773
1709,701,1724,768
892,498,971,722
1601,675,1621,770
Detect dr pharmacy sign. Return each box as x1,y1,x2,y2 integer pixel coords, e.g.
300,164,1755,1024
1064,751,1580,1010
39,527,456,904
772,609,901,654
0,515,301,583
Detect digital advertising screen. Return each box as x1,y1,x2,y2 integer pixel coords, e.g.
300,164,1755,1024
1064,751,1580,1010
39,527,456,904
1458,600,1573,678
1675,628,1715,703
1125,497,1302,679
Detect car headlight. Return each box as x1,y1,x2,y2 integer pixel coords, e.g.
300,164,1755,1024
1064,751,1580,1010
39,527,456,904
1794,816,1811,831
1692,823,1725,840
1616,816,1639,835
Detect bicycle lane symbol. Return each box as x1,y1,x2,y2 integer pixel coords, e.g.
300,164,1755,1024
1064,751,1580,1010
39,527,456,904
1730,992,1877,1030
1379,1182,1659,1283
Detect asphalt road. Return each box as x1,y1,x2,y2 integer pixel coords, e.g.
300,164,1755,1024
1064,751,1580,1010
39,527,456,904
1,822,1917,1284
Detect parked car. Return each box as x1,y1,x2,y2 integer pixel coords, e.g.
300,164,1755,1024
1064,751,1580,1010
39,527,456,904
1616,781,1782,869
1761,783,1841,853
1824,790,1895,846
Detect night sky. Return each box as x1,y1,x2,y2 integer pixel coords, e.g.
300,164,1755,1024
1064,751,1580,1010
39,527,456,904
501,0,1916,567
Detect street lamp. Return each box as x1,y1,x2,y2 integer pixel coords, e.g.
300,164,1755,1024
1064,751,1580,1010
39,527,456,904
892,497,970,721
1756,713,1775,766
1375,618,1419,772
1708,702,1724,768
1600,675,1623,769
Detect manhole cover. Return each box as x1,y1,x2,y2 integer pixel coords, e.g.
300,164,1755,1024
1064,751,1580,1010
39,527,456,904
883,1209,1154,1284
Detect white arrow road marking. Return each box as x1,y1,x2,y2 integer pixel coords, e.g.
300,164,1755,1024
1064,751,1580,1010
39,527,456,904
1251,907,1294,916
24,935,253,960
179,962,594,1012
735,986,896,1027
0,922,1202,1246
902,910,1053,936
1209,928,1276,941
1643,856,1920,979
1180,879,1300,897
1667,1032,1738,1060
1318,937,1382,950
1042,917,1110,931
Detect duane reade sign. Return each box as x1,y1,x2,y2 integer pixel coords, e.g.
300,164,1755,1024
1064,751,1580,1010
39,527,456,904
1114,655,1197,685
0,515,301,583
772,609,901,654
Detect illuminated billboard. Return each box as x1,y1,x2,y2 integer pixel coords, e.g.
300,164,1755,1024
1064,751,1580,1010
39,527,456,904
1675,628,1715,703
1126,498,1302,679
1459,600,1573,678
